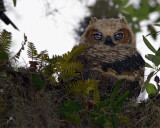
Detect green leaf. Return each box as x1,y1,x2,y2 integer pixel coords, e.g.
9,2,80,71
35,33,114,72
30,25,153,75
145,62,153,68
95,115,106,126
122,0,129,6
143,36,156,53
152,56,160,66
0,51,9,63
142,71,154,92
147,25,157,40
97,96,110,109
145,54,155,62
13,0,16,7
154,24,160,27
146,31,160,39
112,115,119,128
0,30,12,53
13,34,27,61
60,100,82,124
0,30,12,63
32,74,45,89
145,54,160,66
60,112,82,124
62,100,82,113
146,83,158,96
27,42,38,60
111,79,125,101
113,91,130,107
122,5,134,14
156,48,160,56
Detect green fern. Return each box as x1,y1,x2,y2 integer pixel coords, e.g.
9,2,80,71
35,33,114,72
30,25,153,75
56,44,100,102
36,50,49,71
27,42,38,61
92,80,100,104
60,44,89,62
37,50,49,62
60,100,82,124
41,55,60,76
58,61,83,83
89,79,130,127
65,80,85,95
13,34,27,61
65,79,100,103
31,73,45,89
0,30,12,53
57,44,89,83
0,30,12,63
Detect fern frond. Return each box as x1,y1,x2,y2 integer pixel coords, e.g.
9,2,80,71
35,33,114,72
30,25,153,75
93,82,100,104
37,50,49,64
60,61,83,72
37,50,49,61
65,79,100,103
57,44,88,83
13,34,27,61
57,61,83,83
0,30,12,63
61,44,89,62
27,42,38,60
85,79,100,103
65,80,86,95
0,30,12,53
59,68,79,83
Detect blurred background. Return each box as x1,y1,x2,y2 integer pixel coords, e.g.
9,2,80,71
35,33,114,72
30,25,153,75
1,0,160,89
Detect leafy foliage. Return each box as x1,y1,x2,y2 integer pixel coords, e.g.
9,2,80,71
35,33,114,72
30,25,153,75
57,44,89,83
31,74,45,89
27,42,38,61
142,24,160,97
89,80,130,127
143,36,156,53
65,79,100,103
146,83,158,96
13,0,17,7
0,30,12,63
59,80,130,127
54,44,101,103
60,100,83,124
13,34,27,61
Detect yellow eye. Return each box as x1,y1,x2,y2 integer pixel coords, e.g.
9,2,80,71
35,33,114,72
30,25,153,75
93,33,102,40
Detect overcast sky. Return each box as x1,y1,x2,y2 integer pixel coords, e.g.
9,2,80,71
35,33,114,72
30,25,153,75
2,0,94,64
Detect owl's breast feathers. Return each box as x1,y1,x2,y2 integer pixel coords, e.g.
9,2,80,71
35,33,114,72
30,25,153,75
78,44,145,98
79,44,145,81
102,53,144,75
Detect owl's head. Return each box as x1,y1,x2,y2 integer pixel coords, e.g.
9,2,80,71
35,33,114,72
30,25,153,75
82,17,135,47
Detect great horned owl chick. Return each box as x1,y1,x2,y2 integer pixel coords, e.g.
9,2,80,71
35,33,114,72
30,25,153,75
79,17,145,99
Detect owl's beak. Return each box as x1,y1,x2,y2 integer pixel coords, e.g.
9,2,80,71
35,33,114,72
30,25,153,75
104,36,115,47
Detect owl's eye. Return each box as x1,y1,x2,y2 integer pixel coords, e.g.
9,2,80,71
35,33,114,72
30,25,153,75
93,33,102,40
114,32,123,40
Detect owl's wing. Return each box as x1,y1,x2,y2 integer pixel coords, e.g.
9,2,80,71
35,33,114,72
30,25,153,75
102,53,145,74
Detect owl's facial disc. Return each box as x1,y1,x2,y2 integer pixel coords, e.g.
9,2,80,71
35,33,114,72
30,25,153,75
104,36,115,47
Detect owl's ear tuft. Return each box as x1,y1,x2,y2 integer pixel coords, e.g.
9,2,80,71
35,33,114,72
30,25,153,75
90,17,98,24
120,17,128,24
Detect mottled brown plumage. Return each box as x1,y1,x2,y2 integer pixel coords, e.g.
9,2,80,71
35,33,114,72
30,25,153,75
79,17,145,99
